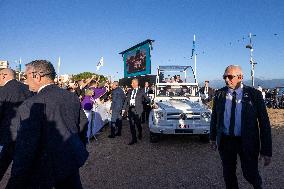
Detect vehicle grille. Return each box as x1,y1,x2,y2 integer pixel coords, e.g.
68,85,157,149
167,112,201,120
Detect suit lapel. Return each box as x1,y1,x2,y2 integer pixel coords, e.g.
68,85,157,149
241,85,251,134
134,89,139,100
220,87,227,114
129,89,133,101
218,87,228,130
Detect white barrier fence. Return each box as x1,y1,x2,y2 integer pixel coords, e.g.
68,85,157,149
84,100,111,141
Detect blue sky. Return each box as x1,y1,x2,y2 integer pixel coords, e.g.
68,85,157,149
0,0,283,82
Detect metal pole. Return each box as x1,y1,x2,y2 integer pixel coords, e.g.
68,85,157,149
194,53,197,83
249,33,254,87
246,33,256,87
18,58,21,81
193,35,197,82
250,49,254,87
57,57,61,82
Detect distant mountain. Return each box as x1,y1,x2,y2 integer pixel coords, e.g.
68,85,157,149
208,78,284,89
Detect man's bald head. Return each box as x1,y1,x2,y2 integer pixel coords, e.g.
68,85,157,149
224,65,243,76
0,68,16,86
0,68,16,78
223,65,243,90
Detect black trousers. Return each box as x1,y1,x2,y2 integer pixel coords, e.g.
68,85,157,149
54,170,83,189
111,118,122,135
128,107,142,141
219,135,262,189
0,143,14,180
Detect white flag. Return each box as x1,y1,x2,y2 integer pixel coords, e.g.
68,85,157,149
96,57,104,71
57,57,61,75
57,56,61,79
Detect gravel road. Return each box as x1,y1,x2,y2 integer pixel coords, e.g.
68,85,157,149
1,109,283,189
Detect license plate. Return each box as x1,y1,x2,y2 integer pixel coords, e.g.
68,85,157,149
178,124,192,129
175,129,194,134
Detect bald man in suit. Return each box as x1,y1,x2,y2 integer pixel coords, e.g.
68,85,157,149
0,69,32,180
210,65,272,189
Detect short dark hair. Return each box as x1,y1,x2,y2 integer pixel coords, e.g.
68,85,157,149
132,78,139,84
26,60,56,80
10,69,16,78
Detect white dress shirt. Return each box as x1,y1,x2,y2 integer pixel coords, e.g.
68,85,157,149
204,87,209,99
38,83,54,93
3,79,14,86
223,84,243,136
130,88,138,106
145,87,148,94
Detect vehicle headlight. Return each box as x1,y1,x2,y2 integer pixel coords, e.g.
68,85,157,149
201,112,211,119
154,111,166,120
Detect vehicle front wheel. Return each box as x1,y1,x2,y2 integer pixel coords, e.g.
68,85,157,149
150,132,160,143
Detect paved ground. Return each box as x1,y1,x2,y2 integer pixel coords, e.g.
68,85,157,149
1,109,284,189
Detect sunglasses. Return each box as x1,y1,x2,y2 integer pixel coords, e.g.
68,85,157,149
223,75,238,80
22,72,53,79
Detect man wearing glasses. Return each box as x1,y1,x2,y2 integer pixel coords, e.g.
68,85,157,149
0,69,32,181
210,65,272,189
6,60,89,189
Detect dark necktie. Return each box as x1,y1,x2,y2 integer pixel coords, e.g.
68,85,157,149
229,91,237,136
132,89,137,99
145,88,149,95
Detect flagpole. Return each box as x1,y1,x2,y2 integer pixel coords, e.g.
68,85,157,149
193,34,197,83
57,57,61,81
18,58,22,81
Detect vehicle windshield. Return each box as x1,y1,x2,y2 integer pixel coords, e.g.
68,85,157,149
156,84,199,97
158,65,196,83
277,87,284,95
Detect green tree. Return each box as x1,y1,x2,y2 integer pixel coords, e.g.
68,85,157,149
73,72,107,82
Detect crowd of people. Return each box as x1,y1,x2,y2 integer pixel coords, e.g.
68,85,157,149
0,60,155,188
53,73,155,142
0,60,273,189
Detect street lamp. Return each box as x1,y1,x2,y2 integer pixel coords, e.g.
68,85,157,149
246,33,257,87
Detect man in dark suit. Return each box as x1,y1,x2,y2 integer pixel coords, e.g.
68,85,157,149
123,78,150,145
210,65,272,189
6,60,88,189
108,81,126,138
199,80,215,103
141,81,153,124
0,69,32,181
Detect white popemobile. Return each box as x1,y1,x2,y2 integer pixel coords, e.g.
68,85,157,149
149,66,211,143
